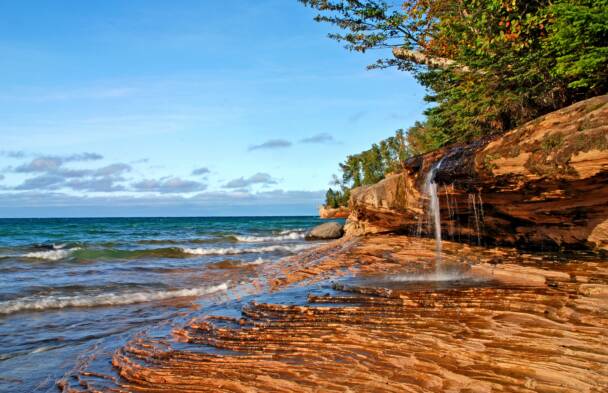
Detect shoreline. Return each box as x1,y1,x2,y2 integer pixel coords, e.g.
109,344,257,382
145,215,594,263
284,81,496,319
60,234,608,392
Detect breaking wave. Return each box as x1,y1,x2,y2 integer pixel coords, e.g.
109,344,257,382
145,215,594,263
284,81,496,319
234,231,305,242
0,283,228,314
23,248,80,261
137,236,238,245
20,247,189,261
182,244,311,256
18,242,311,262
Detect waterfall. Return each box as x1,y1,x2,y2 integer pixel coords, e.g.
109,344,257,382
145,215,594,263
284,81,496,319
424,159,444,271
467,192,485,246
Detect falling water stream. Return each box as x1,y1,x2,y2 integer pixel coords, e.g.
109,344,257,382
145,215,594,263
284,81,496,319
424,159,444,272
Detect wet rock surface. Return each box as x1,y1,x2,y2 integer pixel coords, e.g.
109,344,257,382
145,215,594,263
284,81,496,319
346,95,608,252
59,235,608,392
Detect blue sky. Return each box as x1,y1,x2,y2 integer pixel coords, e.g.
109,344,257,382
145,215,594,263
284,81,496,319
0,0,426,217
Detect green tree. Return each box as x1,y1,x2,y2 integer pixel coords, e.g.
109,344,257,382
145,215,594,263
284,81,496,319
300,0,608,154
324,130,411,207
547,0,608,92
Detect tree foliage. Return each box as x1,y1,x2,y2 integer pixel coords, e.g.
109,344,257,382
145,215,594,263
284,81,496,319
325,187,348,208
300,0,608,154
324,130,410,207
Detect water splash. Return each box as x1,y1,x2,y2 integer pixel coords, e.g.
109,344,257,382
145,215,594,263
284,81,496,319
389,271,463,282
424,158,444,271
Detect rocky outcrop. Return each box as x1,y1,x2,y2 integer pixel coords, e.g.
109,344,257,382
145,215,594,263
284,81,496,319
346,95,608,252
319,205,350,219
305,221,344,240
60,235,608,392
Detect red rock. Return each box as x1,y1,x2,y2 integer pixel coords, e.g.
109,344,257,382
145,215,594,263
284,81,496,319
319,206,350,219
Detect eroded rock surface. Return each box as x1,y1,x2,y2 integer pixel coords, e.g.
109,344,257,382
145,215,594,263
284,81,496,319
346,95,608,252
59,235,608,392
319,205,350,219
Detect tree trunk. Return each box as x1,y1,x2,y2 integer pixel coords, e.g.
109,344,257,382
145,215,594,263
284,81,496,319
392,47,470,72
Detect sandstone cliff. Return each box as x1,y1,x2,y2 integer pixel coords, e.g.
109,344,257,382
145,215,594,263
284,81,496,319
346,95,608,252
319,205,350,219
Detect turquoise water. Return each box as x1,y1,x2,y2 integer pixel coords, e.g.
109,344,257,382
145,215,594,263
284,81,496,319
0,216,336,392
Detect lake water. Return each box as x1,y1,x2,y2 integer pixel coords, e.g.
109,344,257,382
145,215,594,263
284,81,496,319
0,216,334,392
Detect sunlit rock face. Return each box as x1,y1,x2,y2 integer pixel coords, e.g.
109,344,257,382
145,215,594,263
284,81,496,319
346,95,608,252
59,235,608,392
319,206,350,219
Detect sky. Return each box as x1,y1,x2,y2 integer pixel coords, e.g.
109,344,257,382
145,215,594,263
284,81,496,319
0,0,427,217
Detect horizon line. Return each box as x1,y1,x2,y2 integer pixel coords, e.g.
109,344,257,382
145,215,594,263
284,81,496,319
0,214,325,219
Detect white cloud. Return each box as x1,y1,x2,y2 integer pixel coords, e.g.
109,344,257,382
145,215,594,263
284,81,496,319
0,189,325,217
192,167,210,176
65,177,126,192
93,163,132,177
248,139,292,151
131,177,207,193
300,133,335,144
223,173,277,189
9,152,130,192
13,153,103,173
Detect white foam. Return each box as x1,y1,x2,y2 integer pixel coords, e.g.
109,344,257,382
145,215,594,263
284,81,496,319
31,346,52,354
280,228,302,234
182,244,311,256
247,257,266,265
234,231,304,242
0,283,228,314
22,248,79,261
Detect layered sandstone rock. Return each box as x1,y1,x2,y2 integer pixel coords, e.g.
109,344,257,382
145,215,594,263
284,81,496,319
346,95,608,252
59,235,608,392
319,205,350,219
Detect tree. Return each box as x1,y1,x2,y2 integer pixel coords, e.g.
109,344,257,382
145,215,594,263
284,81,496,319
325,188,338,208
300,0,608,154
546,0,608,93
324,130,411,207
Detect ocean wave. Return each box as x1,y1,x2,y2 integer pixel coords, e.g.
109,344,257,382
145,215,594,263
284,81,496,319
22,248,80,261
18,243,308,262
0,283,228,314
137,236,237,245
20,247,188,261
182,244,311,256
234,231,305,242
31,243,71,250
208,257,267,269
72,247,188,260
278,229,305,235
